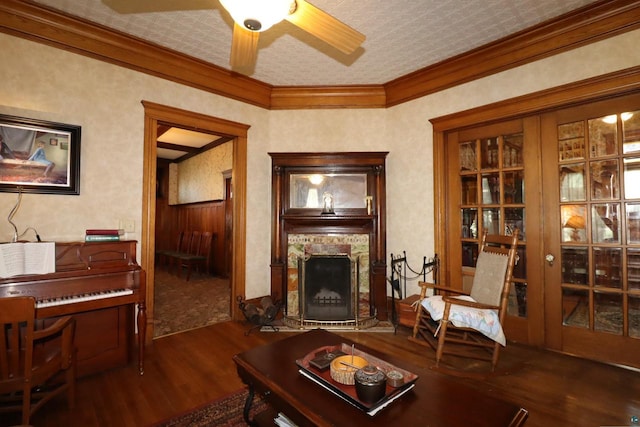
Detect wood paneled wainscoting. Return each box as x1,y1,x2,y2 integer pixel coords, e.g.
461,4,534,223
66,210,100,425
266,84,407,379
155,164,228,277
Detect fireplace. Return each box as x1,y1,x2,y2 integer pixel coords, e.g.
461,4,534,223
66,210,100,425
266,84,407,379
269,152,388,329
300,254,358,322
282,233,373,329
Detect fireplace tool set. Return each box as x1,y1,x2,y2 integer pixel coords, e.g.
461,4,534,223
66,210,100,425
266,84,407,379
388,252,439,332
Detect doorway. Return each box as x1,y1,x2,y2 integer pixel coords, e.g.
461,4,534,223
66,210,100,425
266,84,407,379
140,101,250,342
153,131,232,337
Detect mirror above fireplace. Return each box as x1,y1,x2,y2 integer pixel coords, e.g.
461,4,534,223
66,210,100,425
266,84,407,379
289,173,368,209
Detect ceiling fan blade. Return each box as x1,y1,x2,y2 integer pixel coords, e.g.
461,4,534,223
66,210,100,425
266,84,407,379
230,23,259,69
102,0,216,14
285,0,365,55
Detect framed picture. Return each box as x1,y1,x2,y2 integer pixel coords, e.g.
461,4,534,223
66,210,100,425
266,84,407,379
0,114,81,195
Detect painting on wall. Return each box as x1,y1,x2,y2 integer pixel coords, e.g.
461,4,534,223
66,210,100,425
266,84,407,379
0,114,81,195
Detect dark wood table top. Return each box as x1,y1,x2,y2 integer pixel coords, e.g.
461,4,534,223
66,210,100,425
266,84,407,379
233,329,528,427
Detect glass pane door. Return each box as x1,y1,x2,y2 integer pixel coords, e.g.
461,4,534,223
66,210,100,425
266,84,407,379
558,111,640,334
544,96,640,367
458,132,528,318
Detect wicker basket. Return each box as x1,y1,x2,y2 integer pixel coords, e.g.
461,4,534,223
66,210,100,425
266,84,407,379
329,355,368,385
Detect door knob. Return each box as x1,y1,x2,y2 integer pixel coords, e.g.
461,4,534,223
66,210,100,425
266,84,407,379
545,253,555,266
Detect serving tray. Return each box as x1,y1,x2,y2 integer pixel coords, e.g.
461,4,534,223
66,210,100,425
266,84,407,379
295,343,418,416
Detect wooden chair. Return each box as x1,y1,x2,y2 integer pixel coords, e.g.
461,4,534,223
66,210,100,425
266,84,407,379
155,230,184,268
0,296,76,425
175,231,213,281
409,230,519,371
166,231,194,275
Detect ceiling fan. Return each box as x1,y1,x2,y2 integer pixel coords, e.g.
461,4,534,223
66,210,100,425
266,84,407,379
103,0,366,71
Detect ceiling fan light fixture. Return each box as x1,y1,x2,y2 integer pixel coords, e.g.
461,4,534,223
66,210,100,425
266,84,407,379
219,0,294,32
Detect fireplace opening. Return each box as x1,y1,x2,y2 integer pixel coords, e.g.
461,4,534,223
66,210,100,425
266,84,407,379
300,254,357,322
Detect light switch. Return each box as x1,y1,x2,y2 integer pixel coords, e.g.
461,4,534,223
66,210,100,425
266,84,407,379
119,219,135,233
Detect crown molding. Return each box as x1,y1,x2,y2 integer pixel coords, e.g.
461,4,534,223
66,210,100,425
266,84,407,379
270,86,386,109
0,0,273,108
430,66,640,132
1,0,639,110
384,0,640,107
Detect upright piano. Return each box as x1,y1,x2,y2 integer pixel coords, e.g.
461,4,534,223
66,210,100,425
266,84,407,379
0,240,146,377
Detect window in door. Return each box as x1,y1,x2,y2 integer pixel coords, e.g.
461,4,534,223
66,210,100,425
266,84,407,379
558,109,640,338
459,132,528,318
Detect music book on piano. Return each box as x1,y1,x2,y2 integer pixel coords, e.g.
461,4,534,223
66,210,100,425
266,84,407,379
0,242,55,278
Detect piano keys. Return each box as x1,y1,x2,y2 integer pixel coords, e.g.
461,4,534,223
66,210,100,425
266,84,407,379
37,288,134,308
0,240,146,377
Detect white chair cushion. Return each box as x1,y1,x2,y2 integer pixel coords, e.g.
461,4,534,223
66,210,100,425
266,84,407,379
421,295,506,346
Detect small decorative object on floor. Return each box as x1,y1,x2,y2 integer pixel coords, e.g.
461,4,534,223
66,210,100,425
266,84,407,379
237,295,282,335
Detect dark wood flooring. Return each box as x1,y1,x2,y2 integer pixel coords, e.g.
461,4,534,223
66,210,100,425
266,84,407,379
15,321,640,427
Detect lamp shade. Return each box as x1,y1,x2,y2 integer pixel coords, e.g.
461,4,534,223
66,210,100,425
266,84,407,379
219,0,293,32
565,215,586,230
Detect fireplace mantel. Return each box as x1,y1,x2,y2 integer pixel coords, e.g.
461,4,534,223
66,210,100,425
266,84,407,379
269,152,389,323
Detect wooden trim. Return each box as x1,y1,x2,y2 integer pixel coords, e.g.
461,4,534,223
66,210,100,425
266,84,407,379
141,101,250,339
384,0,640,107
270,86,386,109
141,111,158,344
0,0,272,109
521,115,544,347
432,130,447,281
431,66,640,131
1,0,638,110
231,133,248,321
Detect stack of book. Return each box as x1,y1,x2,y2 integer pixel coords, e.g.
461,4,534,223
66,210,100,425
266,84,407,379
85,229,124,242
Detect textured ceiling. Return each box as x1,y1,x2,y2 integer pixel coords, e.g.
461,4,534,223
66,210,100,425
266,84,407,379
32,0,598,86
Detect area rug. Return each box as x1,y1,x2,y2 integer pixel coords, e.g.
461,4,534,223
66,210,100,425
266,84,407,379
153,388,268,427
564,301,640,335
153,268,231,337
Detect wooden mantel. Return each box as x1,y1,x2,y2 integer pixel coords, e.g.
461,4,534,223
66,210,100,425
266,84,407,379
269,152,389,320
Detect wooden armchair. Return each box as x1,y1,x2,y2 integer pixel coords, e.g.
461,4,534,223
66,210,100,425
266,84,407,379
0,296,76,425
409,230,519,371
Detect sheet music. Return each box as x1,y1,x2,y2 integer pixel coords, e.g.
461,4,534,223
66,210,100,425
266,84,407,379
0,242,55,278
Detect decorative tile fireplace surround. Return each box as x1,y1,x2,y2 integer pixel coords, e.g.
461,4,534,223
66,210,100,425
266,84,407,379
269,152,388,330
284,233,375,329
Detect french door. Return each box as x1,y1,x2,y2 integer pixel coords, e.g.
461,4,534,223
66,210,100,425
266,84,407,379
445,118,543,346
542,93,640,367
442,92,640,366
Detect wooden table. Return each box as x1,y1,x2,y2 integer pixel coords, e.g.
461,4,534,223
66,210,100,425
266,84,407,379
233,329,528,426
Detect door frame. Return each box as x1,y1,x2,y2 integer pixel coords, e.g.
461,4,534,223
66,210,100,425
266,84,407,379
140,101,250,342
431,66,640,348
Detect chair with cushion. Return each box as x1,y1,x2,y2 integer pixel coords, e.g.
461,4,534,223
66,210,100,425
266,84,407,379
409,230,519,371
0,296,76,425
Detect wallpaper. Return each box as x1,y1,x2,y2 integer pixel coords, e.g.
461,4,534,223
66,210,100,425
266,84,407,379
172,141,232,205
0,29,638,300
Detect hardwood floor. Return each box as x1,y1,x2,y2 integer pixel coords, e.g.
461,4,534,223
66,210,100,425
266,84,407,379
16,321,640,427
